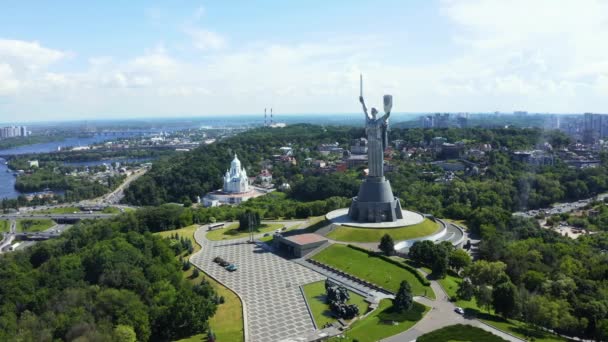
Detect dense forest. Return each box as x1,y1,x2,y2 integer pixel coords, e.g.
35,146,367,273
469,215,608,339
0,214,217,341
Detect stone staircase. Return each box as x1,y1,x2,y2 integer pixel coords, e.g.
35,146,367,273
297,258,394,299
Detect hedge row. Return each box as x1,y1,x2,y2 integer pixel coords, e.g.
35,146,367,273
345,244,431,286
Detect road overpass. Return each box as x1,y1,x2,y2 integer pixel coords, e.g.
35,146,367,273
0,213,117,223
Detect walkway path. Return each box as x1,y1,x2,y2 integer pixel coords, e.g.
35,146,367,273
191,224,324,342
382,276,524,342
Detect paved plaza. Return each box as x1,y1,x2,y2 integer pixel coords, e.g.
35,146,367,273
191,224,324,342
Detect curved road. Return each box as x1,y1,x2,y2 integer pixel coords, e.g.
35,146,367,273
383,279,524,342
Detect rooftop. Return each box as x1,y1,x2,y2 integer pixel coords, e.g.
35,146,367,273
285,233,327,245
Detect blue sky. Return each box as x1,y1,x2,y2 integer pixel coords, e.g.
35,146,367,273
1,0,608,122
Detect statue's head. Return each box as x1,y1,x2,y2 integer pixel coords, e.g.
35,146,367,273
371,107,378,119
383,95,393,114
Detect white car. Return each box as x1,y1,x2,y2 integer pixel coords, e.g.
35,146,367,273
455,307,465,315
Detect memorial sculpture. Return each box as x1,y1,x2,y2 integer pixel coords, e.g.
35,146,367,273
348,75,404,222
325,279,359,320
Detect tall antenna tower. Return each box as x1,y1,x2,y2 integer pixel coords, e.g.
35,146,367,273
264,108,267,127
270,108,273,125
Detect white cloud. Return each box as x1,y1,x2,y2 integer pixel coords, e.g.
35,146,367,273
4,1,608,121
184,27,226,50
0,63,20,95
0,39,66,71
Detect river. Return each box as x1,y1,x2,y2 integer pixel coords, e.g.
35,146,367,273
0,132,147,156
0,159,19,200
0,132,159,200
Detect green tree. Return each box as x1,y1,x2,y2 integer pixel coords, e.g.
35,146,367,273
431,243,451,278
492,281,518,318
456,279,475,301
378,234,395,256
596,319,608,342
393,281,413,313
113,325,137,342
409,240,436,266
476,285,493,313
238,210,261,231
463,260,508,287
449,249,471,273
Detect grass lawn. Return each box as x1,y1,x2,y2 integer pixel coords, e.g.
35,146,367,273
417,324,508,342
478,315,567,342
156,225,244,342
101,206,122,214
0,220,9,233
437,273,480,310
16,218,55,232
330,299,429,342
312,244,434,298
436,274,566,342
206,222,283,241
326,219,439,242
302,281,370,327
33,206,82,214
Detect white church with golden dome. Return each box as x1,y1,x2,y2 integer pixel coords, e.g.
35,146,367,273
202,154,269,207
223,154,249,193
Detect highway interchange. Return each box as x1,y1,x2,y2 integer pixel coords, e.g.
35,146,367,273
0,168,146,253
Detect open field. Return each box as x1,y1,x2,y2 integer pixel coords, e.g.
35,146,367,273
206,222,283,241
16,218,55,232
157,225,244,342
327,219,439,242
312,244,433,297
302,281,370,327
0,220,9,233
329,299,429,342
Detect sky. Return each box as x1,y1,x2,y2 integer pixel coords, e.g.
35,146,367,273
1,0,608,123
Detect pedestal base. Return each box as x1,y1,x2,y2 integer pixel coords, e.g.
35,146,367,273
326,208,424,228
348,176,403,223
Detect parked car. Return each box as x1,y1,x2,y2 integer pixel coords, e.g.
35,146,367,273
213,256,224,264
225,264,237,272
219,260,230,267
455,307,465,315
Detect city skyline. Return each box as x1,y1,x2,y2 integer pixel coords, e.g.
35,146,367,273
1,0,608,122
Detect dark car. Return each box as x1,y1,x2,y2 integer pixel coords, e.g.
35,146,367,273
213,256,224,264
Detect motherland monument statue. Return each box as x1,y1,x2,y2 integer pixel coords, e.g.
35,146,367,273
348,75,404,223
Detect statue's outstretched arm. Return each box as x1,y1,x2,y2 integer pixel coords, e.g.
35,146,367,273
359,96,371,119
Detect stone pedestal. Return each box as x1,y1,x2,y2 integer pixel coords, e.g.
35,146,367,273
348,176,403,223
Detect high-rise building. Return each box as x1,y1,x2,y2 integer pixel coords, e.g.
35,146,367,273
435,113,450,128
582,113,608,144
0,126,29,139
